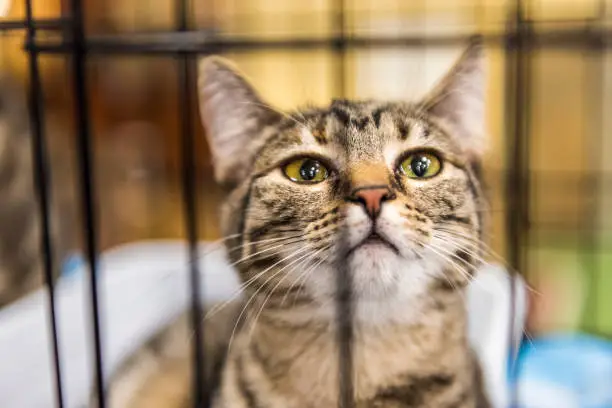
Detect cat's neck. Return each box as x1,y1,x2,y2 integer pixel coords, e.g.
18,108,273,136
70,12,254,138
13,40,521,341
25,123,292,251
236,288,473,405
248,286,469,355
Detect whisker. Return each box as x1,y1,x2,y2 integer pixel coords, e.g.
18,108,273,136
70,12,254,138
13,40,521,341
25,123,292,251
423,242,479,290
432,228,542,296
214,233,301,257
246,248,325,340
426,242,487,293
225,245,315,354
431,233,491,268
434,228,507,266
202,232,243,247
203,235,308,320
205,228,335,321
227,236,306,268
522,329,537,350
430,237,480,268
283,250,329,307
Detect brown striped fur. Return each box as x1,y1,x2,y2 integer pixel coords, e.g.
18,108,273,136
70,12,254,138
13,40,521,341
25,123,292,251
0,73,52,307
105,38,491,408
0,72,76,308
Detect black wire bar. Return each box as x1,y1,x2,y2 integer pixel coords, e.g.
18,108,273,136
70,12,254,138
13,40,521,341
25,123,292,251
331,1,355,407
67,0,107,406
504,1,532,406
174,0,208,406
331,2,355,406
17,28,612,56
0,17,69,31
23,0,65,406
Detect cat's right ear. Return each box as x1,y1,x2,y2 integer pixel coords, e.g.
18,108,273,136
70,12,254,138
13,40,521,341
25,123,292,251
197,57,280,187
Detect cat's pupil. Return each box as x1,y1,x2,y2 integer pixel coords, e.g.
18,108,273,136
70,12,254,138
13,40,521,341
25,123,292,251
411,156,430,177
299,160,321,180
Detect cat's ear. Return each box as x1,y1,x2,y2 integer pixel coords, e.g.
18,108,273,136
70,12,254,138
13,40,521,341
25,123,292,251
420,37,486,158
197,57,280,187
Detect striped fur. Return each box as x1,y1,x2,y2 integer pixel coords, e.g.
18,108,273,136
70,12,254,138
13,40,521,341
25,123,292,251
0,73,73,308
105,38,491,408
0,73,49,307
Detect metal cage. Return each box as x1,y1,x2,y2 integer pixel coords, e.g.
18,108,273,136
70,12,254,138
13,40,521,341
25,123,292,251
1,0,610,407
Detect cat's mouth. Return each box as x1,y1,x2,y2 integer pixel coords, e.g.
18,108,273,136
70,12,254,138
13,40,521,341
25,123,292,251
348,232,399,256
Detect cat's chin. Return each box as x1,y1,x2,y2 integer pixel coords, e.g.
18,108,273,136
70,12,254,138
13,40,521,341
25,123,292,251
349,239,397,256
303,242,434,322
347,244,408,300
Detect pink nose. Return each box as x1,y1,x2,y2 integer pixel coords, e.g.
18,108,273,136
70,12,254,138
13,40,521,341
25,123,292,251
352,187,392,218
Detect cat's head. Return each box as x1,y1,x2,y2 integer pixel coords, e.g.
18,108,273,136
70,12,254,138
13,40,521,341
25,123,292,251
197,39,487,323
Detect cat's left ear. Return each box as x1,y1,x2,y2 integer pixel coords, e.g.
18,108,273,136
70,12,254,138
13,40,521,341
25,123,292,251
197,57,280,188
420,37,486,158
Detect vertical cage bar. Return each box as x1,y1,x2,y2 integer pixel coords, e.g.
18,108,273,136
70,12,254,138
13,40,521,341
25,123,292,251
335,226,355,408
504,1,531,405
175,0,207,406
24,1,65,406
69,0,106,406
333,1,354,407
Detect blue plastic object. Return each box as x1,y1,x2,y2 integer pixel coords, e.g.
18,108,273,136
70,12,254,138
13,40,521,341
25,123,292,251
61,253,86,278
512,333,612,408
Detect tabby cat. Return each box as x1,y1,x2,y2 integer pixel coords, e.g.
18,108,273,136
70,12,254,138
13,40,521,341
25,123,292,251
0,72,51,307
106,38,491,408
0,71,78,308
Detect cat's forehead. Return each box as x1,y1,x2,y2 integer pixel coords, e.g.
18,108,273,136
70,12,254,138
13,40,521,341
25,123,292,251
296,99,421,137
259,99,458,166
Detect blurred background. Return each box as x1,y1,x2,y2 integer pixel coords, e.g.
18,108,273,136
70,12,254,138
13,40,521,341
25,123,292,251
1,0,611,404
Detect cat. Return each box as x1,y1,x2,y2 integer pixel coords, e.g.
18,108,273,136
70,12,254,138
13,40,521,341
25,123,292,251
0,67,177,308
102,37,491,408
0,72,77,308
0,72,53,307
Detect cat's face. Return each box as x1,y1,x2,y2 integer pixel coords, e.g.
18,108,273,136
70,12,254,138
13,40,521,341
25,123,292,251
198,41,486,323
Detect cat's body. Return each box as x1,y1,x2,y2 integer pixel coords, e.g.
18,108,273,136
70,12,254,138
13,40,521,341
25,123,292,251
0,72,76,308
0,73,50,307
217,291,484,408
103,39,491,408
106,292,486,408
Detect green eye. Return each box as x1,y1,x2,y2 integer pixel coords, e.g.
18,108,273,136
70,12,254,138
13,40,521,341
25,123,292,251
283,158,329,183
399,153,442,179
